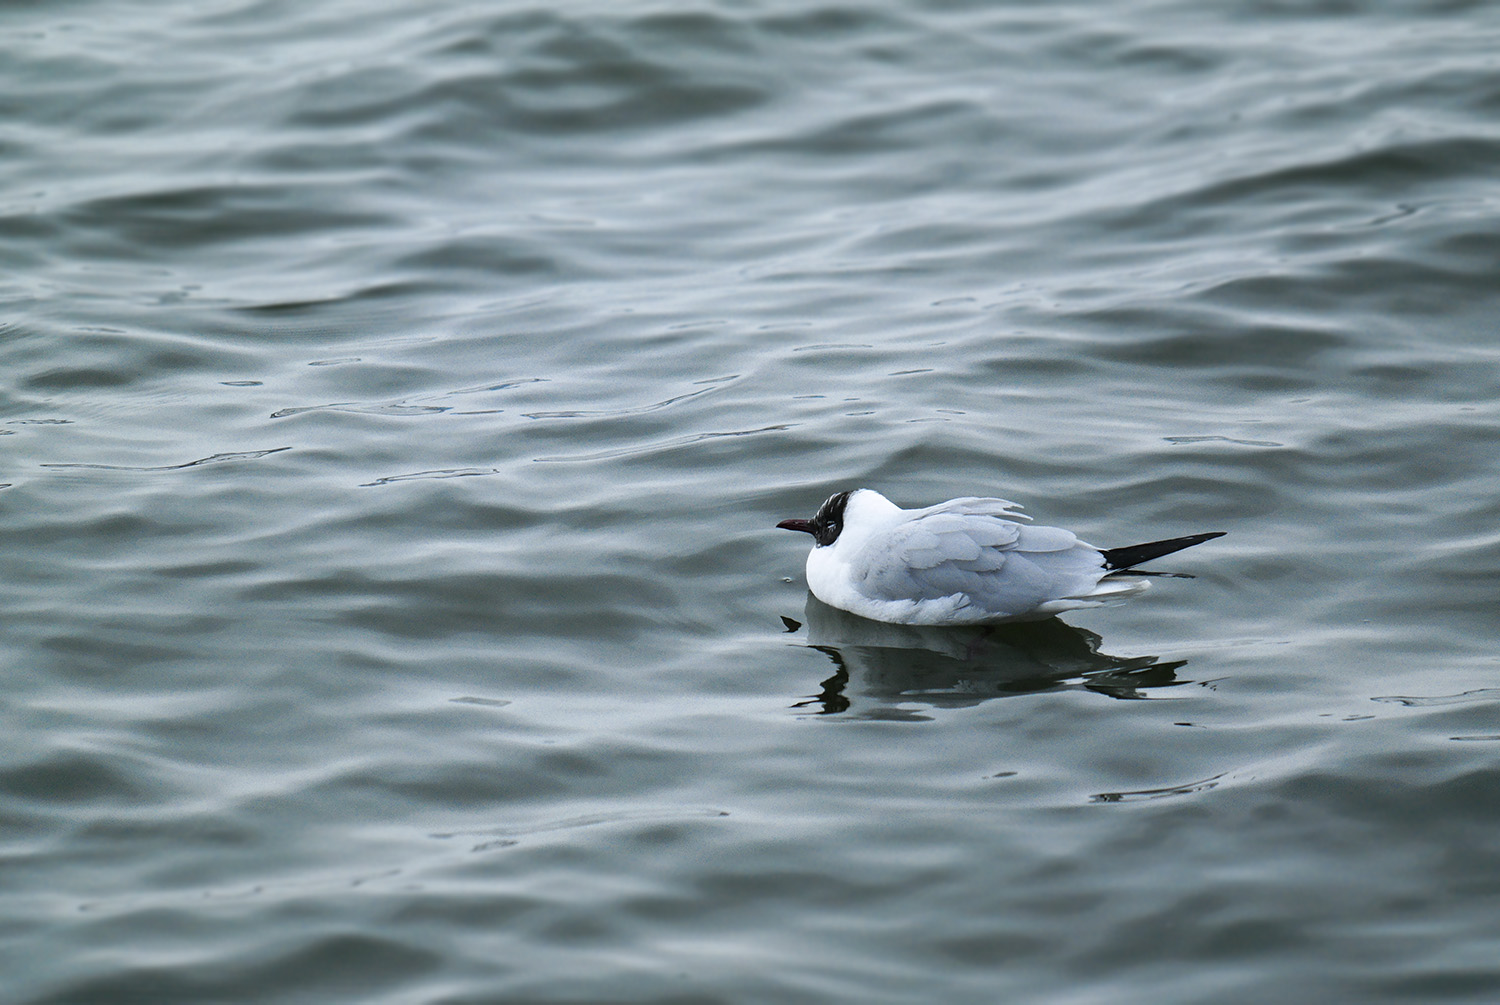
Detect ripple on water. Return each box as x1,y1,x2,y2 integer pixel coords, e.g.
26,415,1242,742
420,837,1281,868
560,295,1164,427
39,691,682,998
7,0,1500,1002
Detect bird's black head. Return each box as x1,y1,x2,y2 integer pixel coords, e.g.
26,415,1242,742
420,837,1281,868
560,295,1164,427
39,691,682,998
776,490,852,547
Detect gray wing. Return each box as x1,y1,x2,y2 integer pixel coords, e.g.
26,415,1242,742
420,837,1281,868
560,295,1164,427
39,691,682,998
925,496,1031,521
847,508,1106,619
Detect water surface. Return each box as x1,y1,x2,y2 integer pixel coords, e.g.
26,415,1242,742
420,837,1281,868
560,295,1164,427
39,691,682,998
5,0,1500,1001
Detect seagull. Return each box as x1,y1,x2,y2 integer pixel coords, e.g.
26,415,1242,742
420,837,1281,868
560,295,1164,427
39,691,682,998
777,489,1223,625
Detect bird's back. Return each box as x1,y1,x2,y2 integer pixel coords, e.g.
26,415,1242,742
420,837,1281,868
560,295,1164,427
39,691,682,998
830,503,1115,624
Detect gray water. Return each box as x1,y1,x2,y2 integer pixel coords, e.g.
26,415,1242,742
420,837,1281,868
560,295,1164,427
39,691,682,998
5,0,1500,1001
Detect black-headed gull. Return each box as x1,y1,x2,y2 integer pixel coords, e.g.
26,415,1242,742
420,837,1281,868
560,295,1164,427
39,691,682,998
777,489,1223,625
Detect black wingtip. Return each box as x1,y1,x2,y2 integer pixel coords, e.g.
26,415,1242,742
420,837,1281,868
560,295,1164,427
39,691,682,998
1100,531,1226,571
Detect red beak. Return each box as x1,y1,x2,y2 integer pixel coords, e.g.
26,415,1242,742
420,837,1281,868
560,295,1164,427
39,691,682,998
777,518,815,534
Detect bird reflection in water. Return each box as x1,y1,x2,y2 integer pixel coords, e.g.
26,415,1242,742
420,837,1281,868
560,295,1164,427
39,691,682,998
786,596,1188,718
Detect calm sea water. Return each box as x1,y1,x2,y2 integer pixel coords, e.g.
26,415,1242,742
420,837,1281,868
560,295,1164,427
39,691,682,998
6,0,1500,1001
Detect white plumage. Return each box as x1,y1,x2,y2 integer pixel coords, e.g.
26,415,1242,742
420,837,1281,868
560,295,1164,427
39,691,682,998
777,489,1221,626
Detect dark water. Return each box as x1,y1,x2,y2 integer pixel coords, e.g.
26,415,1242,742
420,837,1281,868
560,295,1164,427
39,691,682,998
5,0,1500,1001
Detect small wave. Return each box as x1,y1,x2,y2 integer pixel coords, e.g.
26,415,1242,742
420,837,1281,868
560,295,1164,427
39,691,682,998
273,378,547,420
1091,772,1227,804
533,424,793,463
430,806,729,842
361,467,502,487
524,385,718,420
1165,435,1283,447
41,448,292,472
271,402,451,418
1372,688,1500,707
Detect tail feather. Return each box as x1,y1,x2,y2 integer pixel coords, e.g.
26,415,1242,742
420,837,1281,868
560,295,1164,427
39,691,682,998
1101,531,1225,572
